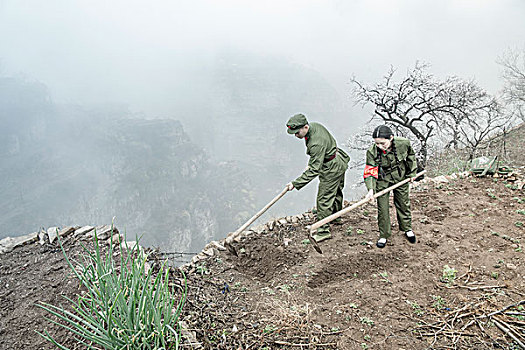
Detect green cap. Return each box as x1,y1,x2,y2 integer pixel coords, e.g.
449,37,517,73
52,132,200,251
286,113,308,134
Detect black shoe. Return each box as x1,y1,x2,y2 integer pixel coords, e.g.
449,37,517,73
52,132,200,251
405,230,416,244
376,238,387,248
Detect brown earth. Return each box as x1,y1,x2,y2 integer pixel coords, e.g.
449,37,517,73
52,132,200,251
0,240,104,350
175,174,525,350
2,173,524,350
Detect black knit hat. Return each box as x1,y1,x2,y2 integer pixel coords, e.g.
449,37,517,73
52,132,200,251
372,125,394,139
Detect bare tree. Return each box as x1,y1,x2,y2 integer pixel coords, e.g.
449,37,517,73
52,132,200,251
351,62,510,166
499,49,525,121
457,98,508,160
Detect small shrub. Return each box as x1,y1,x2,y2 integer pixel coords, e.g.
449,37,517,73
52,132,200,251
360,317,374,326
441,265,457,285
409,301,424,316
197,263,208,275
432,295,447,310
263,324,277,334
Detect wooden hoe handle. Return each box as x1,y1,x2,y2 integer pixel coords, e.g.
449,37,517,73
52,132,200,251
309,170,427,235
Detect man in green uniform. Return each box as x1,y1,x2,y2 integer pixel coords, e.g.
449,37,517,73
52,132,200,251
286,113,350,242
363,125,417,248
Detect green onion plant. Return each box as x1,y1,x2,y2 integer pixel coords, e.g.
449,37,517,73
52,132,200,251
37,228,187,350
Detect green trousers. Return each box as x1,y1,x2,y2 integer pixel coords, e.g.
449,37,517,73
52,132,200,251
376,181,412,238
316,172,345,234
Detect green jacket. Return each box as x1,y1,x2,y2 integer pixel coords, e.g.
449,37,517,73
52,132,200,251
364,136,417,191
292,122,350,190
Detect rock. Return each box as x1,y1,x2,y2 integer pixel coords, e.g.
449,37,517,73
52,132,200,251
0,242,13,254
106,233,122,245
432,175,449,183
202,248,216,257
506,263,517,270
197,253,207,261
91,225,117,240
252,225,265,234
278,218,288,226
0,232,38,254
75,226,95,237
191,255,201,264
58,226,75,239
268,220,275,231
38,229,47,245
47,227,59,244
206,241,226,251
0,232,38,253
291,216,299,224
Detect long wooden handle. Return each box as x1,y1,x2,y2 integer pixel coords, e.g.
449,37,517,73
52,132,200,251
233,187,289,236
309,170,426,234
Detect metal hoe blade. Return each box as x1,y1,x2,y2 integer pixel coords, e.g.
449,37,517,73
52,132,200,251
224,241,238,257
308,233,323,254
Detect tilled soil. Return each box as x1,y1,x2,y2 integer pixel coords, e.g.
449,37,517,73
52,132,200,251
177,175,525,349
1,175,524,349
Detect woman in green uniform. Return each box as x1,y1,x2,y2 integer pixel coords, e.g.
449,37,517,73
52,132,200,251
363,125,417,248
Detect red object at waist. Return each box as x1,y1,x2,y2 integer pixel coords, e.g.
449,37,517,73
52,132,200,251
324,153,336,163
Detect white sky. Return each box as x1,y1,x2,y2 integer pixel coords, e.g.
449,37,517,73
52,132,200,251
0,0,524,114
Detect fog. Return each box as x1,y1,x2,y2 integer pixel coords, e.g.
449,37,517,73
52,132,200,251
1,0,524,251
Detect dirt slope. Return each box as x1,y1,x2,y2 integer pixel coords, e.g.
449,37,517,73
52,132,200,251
1,174,524,350
177,174,525,349
0,240,102,350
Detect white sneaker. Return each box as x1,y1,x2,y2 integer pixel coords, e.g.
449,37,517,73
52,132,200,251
405,230,416,244
376,238,387,248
